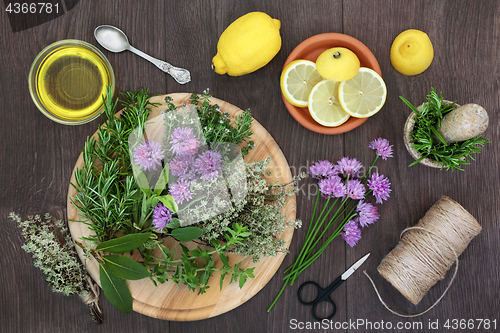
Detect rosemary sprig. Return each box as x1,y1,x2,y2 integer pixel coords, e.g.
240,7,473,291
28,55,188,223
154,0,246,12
401,88,490,171
70,88,156,241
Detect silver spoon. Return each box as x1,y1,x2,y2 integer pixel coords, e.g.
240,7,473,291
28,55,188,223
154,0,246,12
94,25,191,84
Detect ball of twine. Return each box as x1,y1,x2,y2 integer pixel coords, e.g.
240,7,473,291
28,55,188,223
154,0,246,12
365,195,481,317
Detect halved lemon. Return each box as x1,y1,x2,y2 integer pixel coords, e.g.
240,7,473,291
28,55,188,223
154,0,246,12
280,60,323,107
338,67,387,118
307,80,350,127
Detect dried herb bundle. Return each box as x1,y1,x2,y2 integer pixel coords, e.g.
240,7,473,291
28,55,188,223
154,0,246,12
11,212,103,324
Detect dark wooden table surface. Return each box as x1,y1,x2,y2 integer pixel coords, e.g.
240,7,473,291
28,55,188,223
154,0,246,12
1,1,499,332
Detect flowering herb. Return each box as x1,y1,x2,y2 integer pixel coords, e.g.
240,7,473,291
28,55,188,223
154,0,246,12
268,138,393,311
193,158,305,261
69,87,300,313
401,88,489,171
188,88,255,155
133,139,165,171
194,149,223,181
11,213,103,324
152,202,174,231
169,127,200,155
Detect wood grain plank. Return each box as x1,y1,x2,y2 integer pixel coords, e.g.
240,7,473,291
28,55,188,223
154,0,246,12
0,1,168,332
165,0,345,332
1,0,499,331
343,0,500,331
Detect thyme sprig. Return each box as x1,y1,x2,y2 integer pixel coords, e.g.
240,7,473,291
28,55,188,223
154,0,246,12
401,88,490,171
11,213,103,323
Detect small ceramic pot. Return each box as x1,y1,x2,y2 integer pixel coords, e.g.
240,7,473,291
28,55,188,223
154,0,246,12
403,100,459,168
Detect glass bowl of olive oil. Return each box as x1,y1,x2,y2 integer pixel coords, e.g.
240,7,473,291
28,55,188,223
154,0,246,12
29,40,115,125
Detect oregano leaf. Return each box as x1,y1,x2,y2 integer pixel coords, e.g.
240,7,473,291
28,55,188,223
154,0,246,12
239,274,247,289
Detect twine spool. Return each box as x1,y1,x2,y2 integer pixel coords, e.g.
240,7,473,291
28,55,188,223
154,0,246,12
366,195,481,317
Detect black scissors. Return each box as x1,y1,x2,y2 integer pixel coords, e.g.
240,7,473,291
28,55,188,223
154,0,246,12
297,253,370,321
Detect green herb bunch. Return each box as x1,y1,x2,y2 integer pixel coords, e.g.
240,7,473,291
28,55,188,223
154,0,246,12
69,87,297,314
71,87,156,242
401,88,489,171
194,159,304,261
11,212,103,323
189,89,255,155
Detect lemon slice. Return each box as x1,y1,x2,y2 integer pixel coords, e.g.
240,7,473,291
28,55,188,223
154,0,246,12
281,60,323,107
307,80,350,127
338,67,387,118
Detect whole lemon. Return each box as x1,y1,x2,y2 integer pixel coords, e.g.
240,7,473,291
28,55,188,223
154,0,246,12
390,29,434,76
212,12,281,76
315,47,360,82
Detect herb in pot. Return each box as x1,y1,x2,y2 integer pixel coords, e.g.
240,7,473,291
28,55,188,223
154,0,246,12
401,88,490,171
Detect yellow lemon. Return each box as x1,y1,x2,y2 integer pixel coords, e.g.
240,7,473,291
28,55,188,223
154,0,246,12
338,67,387,118
212,12,281,76
308,80,350,127
315,47,360,82
280,60,323,107
390,29,434,76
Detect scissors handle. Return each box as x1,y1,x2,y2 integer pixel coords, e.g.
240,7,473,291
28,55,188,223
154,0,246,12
297,281,322,305
297,277,343,321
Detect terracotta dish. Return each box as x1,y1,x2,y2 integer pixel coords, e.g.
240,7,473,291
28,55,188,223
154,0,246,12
282,33,382,135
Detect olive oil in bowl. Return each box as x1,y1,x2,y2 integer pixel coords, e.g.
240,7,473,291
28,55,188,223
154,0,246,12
29,40,115,125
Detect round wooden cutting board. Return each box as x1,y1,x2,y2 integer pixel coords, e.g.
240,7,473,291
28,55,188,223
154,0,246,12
67,93,296,321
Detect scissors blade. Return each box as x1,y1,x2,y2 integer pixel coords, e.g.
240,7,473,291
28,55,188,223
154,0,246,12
340,253,370,281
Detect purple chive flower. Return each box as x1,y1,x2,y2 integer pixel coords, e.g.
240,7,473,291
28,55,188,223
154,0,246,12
170,155,196,181
346,179,366,200
133,139,164,171
318,176,347,198
169,180,193,204
342,220,362,247
152,202,173,232
356,201,379,227
368,138,393,160
194,150,223,181
170,127,200,155
336,157,363,179
310,160,337,180
368,173,392,204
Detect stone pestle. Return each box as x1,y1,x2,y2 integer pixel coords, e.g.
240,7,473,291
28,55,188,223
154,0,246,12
436,103,489,144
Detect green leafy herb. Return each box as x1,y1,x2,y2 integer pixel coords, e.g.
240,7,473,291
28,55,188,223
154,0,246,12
102,255,151,280
96,233,151,253
193,158,305,261
188,89,255,155
400,88,490,171
99,262,133,313
11,212,103,323
69,87,302,313
170,227,204,242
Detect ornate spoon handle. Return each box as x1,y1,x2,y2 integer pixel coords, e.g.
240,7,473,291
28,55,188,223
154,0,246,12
128,45,191,84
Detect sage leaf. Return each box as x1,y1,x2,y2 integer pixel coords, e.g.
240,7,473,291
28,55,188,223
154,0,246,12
157,194,178,213
171,227,203,242
102,255,150,280
131,160,151,195
96,233,151,253
99,262,133,314
153,164,169,194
